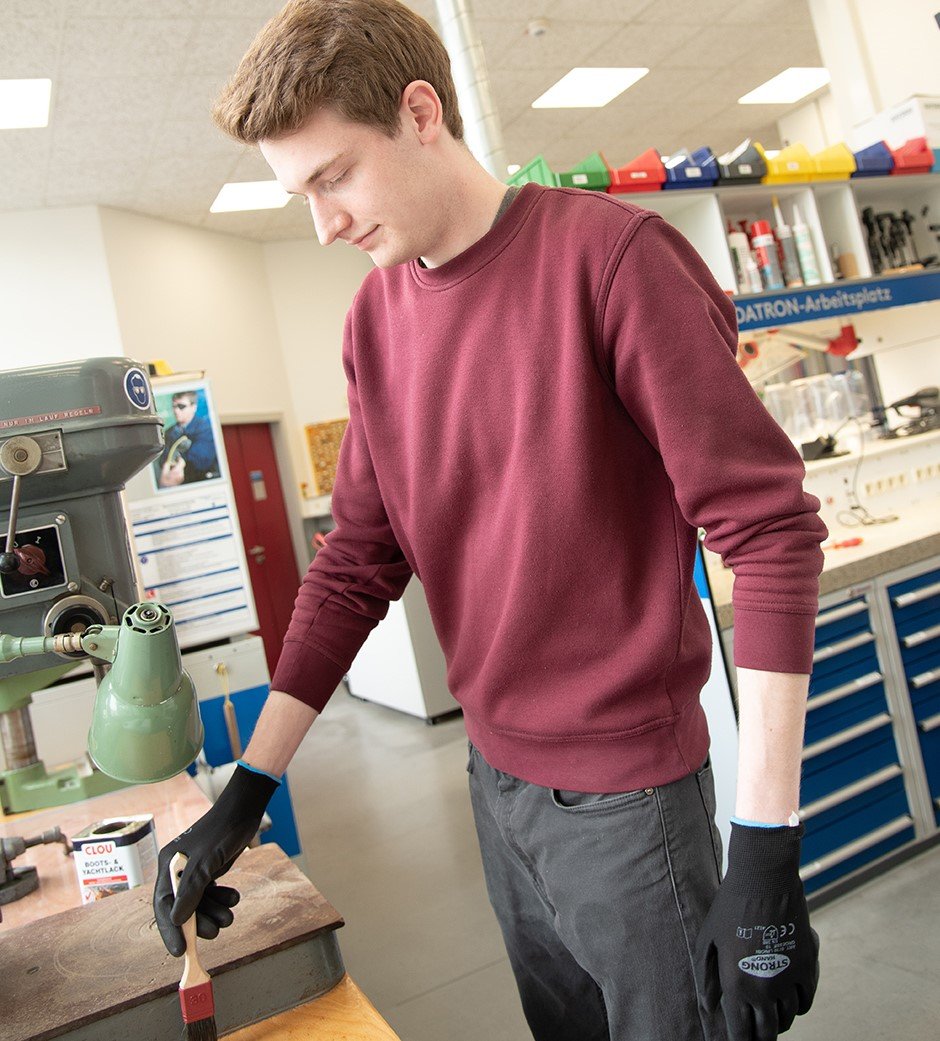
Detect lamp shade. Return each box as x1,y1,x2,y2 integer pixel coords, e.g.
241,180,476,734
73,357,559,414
87,603,203,783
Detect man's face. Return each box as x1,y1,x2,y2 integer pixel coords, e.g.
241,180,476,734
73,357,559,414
172,397,196,428
260,103,437,269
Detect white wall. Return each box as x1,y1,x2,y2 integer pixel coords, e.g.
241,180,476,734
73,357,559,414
0,206,123,369
97,206,334,572
262,237,373,433
853,0,940,113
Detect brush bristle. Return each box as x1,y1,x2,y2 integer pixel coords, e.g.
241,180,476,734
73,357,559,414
184,1017,218,1041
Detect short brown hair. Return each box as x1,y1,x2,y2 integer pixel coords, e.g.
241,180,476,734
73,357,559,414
213,0,464,144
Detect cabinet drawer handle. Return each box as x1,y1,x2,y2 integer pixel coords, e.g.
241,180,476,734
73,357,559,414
802,712,892,761
911,667,940,690
902,623,940,649
812,631,875,664
799,764,903,820
815,600,867,628
919,712,940,734
807,670,882,713
893,580,940,608
799,816,912,881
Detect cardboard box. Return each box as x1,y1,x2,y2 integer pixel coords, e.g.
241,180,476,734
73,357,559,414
71,815,158,903
853,95,940,150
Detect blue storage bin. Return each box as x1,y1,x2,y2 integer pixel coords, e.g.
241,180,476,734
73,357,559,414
851,141,894,177
663,147,718,189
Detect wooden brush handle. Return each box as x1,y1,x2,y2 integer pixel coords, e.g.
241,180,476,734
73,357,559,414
168,851,211,989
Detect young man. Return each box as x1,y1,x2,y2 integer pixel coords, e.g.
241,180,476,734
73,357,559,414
154,3,827,1039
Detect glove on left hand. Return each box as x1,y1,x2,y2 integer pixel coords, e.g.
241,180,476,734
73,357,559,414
694,822,819,1041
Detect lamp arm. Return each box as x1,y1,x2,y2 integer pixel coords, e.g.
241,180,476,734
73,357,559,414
0,624,120,665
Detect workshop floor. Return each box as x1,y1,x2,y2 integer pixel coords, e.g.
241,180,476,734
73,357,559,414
287,688,940,1041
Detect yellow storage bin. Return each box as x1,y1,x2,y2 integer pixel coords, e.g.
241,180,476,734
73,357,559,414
764,143,815,183
812,143,856,181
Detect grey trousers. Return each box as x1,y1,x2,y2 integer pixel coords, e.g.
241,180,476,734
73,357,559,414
467,741,730,1041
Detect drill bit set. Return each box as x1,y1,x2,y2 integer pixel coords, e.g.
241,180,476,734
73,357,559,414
861,205,938,274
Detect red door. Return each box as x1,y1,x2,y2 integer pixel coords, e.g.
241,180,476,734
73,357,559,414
222,423,301,676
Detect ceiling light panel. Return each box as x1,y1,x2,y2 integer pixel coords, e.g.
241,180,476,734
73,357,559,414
532,67,649,109
0,78,52,130
210,181,291,213
738,68,831,105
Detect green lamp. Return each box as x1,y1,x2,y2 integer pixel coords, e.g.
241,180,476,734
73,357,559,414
0,602,203,785
86,602,203,783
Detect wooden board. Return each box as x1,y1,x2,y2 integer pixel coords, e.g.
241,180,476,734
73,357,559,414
227,975,401,1041
2,844,344,1041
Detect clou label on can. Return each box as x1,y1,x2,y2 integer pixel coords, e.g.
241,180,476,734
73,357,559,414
71,815,158,904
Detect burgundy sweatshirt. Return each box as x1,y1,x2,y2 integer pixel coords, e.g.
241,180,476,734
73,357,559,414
272,182,827,792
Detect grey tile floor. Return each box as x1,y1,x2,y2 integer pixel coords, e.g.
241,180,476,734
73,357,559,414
287,687,940,1041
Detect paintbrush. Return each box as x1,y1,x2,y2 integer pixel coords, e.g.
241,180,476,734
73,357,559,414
169,851,218,1041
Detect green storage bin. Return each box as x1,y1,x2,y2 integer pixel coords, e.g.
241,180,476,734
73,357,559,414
557,152,611,191
507,154,559,187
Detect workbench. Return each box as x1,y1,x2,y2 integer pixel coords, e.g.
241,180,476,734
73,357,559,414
1,772,400,1040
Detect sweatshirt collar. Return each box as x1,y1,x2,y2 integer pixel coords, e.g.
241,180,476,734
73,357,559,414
408,181,542,291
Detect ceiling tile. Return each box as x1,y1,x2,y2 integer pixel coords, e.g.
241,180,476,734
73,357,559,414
498,19,626,70
184,19,267,74
50,120,158,168
0,18,63,77
60,17,194,78
635,0,737,24
53,75,177,125
69,0,203,15
150,118,238,160
585,20,699,67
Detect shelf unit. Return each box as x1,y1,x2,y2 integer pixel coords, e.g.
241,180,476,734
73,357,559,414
610,173,940,325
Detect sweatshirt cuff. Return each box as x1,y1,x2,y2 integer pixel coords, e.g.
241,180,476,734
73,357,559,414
732,605,818,675
271,641,351,713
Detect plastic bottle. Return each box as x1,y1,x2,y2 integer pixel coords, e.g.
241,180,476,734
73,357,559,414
727,221,752,294
744,251,764,294
749,219,784,290
791,204,822,285
772,197,803,288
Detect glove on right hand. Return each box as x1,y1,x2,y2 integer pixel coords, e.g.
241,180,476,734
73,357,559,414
153,764,279,956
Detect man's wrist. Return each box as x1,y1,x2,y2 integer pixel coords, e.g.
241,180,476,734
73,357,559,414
236,759,282,785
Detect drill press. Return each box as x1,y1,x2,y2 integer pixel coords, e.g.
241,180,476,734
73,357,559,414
0,358,202,814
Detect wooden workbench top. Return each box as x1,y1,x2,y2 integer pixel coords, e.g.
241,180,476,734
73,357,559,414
3,844,344,1041
0,771,211,930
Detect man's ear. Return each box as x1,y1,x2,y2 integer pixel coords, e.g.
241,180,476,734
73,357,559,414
400,80,443,143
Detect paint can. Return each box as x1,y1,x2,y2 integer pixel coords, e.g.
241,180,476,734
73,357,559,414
71,815,158,904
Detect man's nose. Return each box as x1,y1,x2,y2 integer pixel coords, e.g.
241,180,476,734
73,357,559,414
309,198,350,247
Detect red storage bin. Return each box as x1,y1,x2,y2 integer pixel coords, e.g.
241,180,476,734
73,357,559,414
890,136,933,175
603,148,665,194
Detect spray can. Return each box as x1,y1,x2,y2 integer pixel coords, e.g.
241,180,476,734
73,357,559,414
772,197,803,288
727,222,752,294
749,220,784,290
791,204,822,285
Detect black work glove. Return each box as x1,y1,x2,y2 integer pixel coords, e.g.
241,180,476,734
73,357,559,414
694,822,819,1041
154,764,279,956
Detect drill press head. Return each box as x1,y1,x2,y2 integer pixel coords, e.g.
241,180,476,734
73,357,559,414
0,357,163,688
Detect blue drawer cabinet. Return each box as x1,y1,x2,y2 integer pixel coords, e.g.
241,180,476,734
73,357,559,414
887,566,940,825
799,589,915,895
